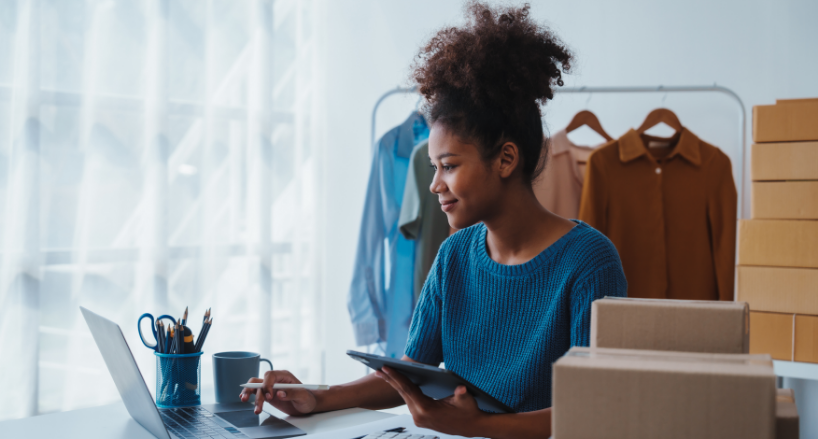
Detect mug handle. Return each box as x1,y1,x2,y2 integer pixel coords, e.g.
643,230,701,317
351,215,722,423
259,358,273,374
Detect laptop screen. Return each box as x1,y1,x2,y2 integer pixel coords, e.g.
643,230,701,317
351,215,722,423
80,306,170,439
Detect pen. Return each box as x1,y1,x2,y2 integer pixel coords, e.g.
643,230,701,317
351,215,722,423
239,383,331,390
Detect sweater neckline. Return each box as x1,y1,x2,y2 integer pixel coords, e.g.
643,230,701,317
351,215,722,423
475,220,583,276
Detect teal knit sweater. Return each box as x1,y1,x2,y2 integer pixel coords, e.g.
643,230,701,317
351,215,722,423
404,220,627,412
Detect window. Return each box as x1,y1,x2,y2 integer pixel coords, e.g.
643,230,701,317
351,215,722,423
0,0,323,420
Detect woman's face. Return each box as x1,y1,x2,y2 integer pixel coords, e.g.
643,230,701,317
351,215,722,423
428,123,504,230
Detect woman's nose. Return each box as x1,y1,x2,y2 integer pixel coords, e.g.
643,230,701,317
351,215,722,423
429,171,445,194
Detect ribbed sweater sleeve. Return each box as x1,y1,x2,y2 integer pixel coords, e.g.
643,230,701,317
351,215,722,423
570,262,628,347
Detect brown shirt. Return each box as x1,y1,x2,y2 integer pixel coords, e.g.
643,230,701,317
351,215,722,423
534,130,597,219
578,128,737,301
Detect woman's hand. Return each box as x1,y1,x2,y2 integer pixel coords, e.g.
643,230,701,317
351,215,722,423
377,366,488,437
239,370,317,416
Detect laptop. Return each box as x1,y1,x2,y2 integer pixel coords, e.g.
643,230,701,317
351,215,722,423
80,306,306,439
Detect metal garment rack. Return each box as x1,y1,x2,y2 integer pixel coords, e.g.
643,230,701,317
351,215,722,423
371,84,748,218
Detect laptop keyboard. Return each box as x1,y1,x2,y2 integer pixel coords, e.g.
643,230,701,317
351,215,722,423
160,407,249,439
361,432,439,439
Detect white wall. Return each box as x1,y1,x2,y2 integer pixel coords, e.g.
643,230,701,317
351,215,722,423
318,0,818,385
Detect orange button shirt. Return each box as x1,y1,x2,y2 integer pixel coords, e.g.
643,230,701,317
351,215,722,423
578,128,737,301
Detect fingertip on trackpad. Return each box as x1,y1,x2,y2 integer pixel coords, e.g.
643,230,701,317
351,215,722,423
215,410,306,438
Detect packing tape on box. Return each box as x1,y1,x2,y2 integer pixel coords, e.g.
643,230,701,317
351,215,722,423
567,349,773,366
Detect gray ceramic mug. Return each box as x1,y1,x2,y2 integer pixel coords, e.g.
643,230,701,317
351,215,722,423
213,351,273,404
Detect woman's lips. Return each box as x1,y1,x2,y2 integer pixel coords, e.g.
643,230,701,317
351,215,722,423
440,199,458,212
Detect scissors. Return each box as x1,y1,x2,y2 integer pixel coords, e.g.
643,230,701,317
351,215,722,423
138,313,177,351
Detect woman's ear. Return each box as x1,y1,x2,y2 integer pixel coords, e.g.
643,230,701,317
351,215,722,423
495,142,521,179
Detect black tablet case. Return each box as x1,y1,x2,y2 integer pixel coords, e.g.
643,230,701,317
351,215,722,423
347,350,514,414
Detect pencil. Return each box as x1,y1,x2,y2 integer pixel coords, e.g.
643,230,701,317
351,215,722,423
198,308,210,348
165,325,172,354
181,306,188,326
195,317,212,353
176,321,183,354
157,321,164,353
202,317,212,352
169,327,175,354
193,318,206,353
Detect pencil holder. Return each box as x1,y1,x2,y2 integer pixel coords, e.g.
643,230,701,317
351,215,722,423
155,351,203,408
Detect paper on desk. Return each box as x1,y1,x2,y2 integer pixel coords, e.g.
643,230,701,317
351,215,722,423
301,414,487,439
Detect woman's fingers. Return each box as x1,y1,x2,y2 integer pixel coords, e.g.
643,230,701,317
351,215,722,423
254,388,265,414
452,385,469,402
448,385,479,411
274,388,307,402
239,377,264,402
240,370,317,415
378,367,426,407
251,370,301,414
384,367,424,398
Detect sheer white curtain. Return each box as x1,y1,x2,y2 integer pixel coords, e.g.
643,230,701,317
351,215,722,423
0,0,324,420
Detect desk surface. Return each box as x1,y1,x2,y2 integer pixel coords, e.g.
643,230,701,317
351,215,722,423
774,360,818,381
0,401,395,439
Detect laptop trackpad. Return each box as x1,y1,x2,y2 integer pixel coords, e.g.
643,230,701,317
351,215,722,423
215,410,305,439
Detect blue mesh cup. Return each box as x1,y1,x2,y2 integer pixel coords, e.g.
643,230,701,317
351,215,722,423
155,351,203,408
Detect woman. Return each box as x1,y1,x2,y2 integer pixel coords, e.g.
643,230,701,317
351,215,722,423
241,3,627,437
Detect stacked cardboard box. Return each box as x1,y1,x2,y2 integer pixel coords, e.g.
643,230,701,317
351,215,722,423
553,347,776,439
739,98,818,363
776,389,800,439
551,298,798,439
591,297,749,353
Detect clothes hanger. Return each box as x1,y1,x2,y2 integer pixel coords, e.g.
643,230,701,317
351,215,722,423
636,108,683,134
564,110,613,142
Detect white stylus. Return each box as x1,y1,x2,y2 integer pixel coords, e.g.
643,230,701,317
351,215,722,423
240,383,330,390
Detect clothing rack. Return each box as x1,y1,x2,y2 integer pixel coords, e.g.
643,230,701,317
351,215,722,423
370,84,748,218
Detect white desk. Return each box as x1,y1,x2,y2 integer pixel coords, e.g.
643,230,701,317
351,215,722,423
0,401,395,439
774,359,818,381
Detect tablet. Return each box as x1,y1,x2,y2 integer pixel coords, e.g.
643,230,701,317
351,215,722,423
347,350,514,414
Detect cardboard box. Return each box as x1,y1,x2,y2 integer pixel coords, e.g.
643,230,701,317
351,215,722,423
776,388,799,439
777,98,818,104
752,142,818,181
738,220,818,268
749,312,793,361
591,297,749,354
737,266,818,315
552,347,776,439
752,181,818,219
753,100,818,143
794,314,818,363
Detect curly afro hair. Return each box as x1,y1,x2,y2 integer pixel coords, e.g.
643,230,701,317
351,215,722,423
412,1,572,182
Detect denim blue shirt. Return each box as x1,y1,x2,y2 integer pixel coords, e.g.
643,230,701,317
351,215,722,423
348,112,429,357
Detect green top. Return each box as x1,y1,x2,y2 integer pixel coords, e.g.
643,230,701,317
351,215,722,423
398,140,451,302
